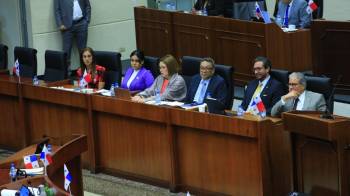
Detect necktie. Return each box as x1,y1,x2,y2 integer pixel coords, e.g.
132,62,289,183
283,4,290,27
252,83,263,101
198,80,207,103
292,97,299,110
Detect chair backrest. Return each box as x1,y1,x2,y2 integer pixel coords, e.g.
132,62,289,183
180,56,201,88
270,69,289,94
0,44,8,70
305,75,333,113
94,51,122,89
144,56,160,78
44,50,68,82
215,64,234,109
14,46,37,78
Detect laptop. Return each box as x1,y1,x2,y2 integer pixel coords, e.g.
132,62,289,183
204,97,225,115
115,88,132,100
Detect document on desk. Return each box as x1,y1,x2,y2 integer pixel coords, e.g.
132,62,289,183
145,100,185,107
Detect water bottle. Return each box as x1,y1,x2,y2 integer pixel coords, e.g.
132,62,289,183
202,8,208,16
33,75,39,86
155,89,161,104
110,83,115,97
237,105,244,116
165,3,171,11
276,15,282,27
9,163,16,182
170,2,176,11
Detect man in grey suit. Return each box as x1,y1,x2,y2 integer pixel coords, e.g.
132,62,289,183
54,0,91,68
277,0,311,28
271,72,326,117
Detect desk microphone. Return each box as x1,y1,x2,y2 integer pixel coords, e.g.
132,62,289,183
320,75,342,120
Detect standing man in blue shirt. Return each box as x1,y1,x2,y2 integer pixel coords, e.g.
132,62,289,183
186,58,227,106
54,0,91,71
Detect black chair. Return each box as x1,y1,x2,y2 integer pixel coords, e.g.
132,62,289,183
0,44,8,70
14,46,37,78
305,75,333,113
180,56,202,88
215,64,234,109
270,69,289,94
40,50,68,82
144,56,160,78
94,51,122,90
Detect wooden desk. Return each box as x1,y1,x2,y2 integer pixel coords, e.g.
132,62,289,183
134,7,312,85
283,111,350,196
0,78,294,195
0,135,87,196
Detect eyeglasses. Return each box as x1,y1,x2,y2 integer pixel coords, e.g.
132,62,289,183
253,67,265,71
288,83,299,87
200,67,214,71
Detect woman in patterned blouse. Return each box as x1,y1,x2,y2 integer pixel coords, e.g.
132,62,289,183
77,47,105,89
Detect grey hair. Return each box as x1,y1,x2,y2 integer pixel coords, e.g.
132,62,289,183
289,72,307,88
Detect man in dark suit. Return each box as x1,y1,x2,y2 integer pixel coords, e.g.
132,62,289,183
54,0,91,68
240,56,285,115
186,58,227,105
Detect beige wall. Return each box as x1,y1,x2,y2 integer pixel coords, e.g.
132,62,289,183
27,0,147,74
0,0,23,66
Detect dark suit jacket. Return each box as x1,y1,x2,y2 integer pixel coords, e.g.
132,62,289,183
186,74,227,105
240,77,285,115
54,0,91,29
194,0,225,16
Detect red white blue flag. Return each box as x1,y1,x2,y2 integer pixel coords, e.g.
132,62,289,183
306,0,318,14
64,164,72,191
23,154,39,169
40,144,53,166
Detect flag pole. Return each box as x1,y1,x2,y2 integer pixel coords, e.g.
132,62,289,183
68,184,72,196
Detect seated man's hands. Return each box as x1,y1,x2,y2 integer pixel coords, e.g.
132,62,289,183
282,90,299,102
131,95,144,103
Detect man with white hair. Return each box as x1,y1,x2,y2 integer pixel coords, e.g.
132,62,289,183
271,72,326,117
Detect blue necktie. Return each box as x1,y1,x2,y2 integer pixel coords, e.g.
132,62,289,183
283,4,290,27
194,80,207,103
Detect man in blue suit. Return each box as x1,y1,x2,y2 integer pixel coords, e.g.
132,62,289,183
277,0,311,28
240,56,285,115
54,0,91,69
186,58,227,105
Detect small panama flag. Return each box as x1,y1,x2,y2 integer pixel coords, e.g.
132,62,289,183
13,59,20,77
23,154,39,169
40,144,53,166
64,164,72,191
79,69,89,88
255,1,262,19
306,0,318,14
250,96,266,115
